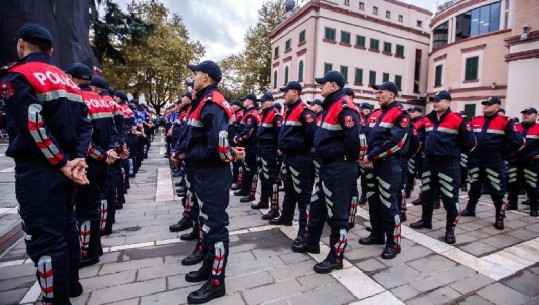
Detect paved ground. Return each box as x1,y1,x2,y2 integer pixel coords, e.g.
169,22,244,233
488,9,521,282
0,132,538,305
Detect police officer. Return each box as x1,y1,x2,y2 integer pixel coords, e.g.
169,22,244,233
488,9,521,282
358,102,374,205
294,71,362,274
90,76,120,234
461,97,524,229
271,82,317,239
230,100,244,190
114,90,135,190
182,60,245,304
234,93,260,202
254,93,283,220
1,24,93,304
410,91,476,244
507,107,539,216
65,63,119,267
308,99,323,122
404,106,424,198
359,82,410,259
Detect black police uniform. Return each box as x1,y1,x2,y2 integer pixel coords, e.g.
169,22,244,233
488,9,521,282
300,88,362,273
1,49,92,304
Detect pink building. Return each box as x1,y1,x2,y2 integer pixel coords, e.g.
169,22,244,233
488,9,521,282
270,0,432,110
427,0,539,118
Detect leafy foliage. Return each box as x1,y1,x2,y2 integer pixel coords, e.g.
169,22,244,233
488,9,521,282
101,0,205,114
220,0,286,96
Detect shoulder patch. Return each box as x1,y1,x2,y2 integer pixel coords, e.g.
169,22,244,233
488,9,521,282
0,82,15,99
400,116,409,128
344,115,355,128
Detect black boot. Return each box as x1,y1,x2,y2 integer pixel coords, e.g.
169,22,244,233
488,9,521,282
262,210,280,220
233,190,248,196
187,280,226,304
444,232,456,244
69,282,83,298
358,235,385,245
180,229,198,241
494,218,504,230
269,217,292,226
358,196,367,205
79,256,99,268
185,264,210,282
381,245,401,259
182,250,205,266
410,220,432,229
313,258,343,274
292,241,320,254
251,201,269,209
169,218,193,232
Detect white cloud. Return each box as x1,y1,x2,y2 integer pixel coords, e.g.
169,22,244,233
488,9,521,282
115,0,437,61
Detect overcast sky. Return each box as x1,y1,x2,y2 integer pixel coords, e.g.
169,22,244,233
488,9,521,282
115,0,441,61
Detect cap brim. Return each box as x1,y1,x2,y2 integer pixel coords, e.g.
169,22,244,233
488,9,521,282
314,77,326,84
429,96,442,101
279,87,288,92
521,110,537,114
187,64,199,71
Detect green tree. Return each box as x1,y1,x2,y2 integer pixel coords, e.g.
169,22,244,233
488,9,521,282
102,0,204,114
89,0,153,65
240,0,286,93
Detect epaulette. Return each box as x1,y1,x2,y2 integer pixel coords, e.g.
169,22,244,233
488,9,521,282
340,99,349,108
204,94,213,102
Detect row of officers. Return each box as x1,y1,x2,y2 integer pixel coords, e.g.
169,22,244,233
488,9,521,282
0,24,157,305
164,64,538,304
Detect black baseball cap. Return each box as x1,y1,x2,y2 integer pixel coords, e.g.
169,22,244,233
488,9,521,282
187,60,222,82
429,90,451,101
230,100,242,107
13,23,53,49
243,93,257,101
343,87,355,98
89,76,109,89
308,99,322,106
408,106,423,112
274,103,282,110
180,92,192,99
114,90,128,101
372,82,398,96
521,107,538,114
481,96,501,105
184,80,194,87
279,81,303,92
129,99,139,105
359,102,374,110
259,92,274,102
64,63,92,81
315,71,345,87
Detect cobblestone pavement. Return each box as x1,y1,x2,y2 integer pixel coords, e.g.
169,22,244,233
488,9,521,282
0,133,538,305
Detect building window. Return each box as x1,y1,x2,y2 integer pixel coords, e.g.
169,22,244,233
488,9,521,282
398,15,403,22
273,71,277,89
274,46,279,58
285,39,291,51
324,27,336,41
383,42,392,53
324,63,333,74
383,73,390,82
359,2,364,10
434,65,443,87
396,44,404,57
464,104,476,118
433,21,449,51
298,60,304,82
355,68,363,84
284,66,289,85
341,31,351,44
355,35,366,48
344,0,349,6
417,20,423,27
373,6,378,15
341,66,349,82
386,10,391,19
370,38,379,51
395,75,402,90
369,70,376,85
455,1,501,41
299,30,305,43
465,56,479,81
